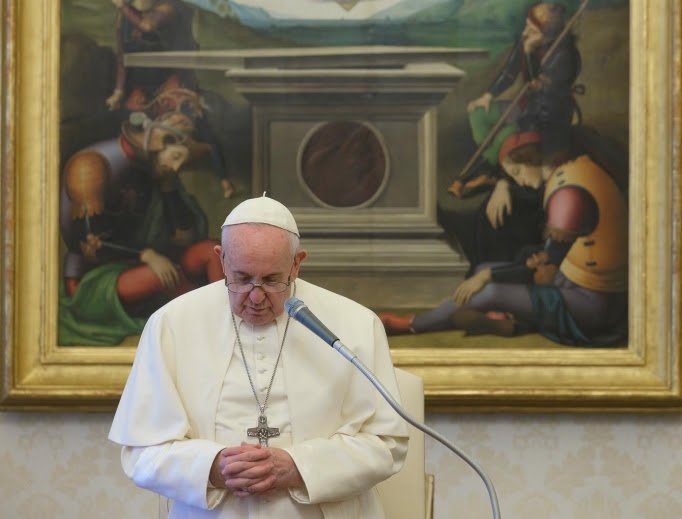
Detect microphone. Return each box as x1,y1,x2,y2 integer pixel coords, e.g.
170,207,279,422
285,297,358,363
284,296,501,519
284,297,340,347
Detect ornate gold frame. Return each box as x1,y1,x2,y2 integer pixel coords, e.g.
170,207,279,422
1,0,680,411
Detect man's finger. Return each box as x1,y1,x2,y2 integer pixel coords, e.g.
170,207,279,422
224,450,270,463
223,460,273,478
242,475,276,494
221,444,262,457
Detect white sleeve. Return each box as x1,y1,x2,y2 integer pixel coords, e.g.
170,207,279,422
284,315,409,504
121,440,227,510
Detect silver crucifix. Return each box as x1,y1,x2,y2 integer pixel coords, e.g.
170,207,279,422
247,414,280,446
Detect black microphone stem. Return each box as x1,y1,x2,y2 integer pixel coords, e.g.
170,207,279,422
330,339,501,519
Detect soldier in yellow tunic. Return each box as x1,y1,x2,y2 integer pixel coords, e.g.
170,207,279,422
380,131,628,346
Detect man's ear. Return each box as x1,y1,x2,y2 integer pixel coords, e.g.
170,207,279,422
292,249,308,279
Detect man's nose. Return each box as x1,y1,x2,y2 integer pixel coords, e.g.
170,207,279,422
249,286,267,303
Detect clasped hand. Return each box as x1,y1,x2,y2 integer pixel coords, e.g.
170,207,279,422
210,442,303,498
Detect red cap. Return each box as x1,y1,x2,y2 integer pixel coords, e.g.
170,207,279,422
498,131,543,164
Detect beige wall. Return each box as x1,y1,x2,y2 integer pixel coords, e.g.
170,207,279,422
425,414,682,519
1,412,681,519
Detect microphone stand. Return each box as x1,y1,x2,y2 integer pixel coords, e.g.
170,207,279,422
284,296,500,517
331,339,501,519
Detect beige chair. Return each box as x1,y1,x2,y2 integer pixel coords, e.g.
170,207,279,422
160,367,434,519
377,367,434,519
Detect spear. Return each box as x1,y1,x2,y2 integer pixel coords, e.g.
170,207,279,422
83,204,181,268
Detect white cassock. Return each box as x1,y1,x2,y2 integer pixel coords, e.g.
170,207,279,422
109,278,408,519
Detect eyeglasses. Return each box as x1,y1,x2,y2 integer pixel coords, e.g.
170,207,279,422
225,261,296,294
225,280,291,294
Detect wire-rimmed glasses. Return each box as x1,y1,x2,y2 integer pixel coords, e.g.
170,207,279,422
225,279,292,294
225,260,296,294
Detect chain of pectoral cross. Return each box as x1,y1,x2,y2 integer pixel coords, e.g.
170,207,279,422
230,295,293,446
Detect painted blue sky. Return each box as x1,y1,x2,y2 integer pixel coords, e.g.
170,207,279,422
184,0,444,20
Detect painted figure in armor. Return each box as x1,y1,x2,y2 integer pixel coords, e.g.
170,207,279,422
59,109,224,345
105,0,234,199
445,2,583,277
382,131,628,347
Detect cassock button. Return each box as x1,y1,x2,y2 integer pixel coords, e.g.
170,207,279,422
259,386,267,392
257,336,265,341
258,368,266,374
257,354,265,361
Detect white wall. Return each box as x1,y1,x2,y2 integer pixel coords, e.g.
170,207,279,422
1,412,681,519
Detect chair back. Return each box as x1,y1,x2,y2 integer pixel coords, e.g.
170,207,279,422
376,367,432,519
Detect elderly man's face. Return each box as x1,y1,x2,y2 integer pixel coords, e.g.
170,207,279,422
216,224,306,325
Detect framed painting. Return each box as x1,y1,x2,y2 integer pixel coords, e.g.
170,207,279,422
1,0,680,411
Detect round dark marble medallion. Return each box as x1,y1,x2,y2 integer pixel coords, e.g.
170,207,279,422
298,121,388,208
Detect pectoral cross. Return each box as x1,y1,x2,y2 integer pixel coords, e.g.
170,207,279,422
247,414,280,446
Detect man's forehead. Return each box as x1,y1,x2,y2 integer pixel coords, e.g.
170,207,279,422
223,233,293,262
225,256,294,280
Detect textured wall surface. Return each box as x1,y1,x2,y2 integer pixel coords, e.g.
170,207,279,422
0,412,681,519
425,414,682,519
0,413,157,519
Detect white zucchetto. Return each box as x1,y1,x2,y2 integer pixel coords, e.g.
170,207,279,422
221,194,299,236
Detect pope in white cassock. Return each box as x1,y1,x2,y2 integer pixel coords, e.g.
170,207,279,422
109,195,409,518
